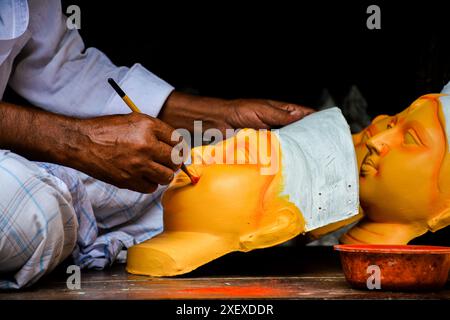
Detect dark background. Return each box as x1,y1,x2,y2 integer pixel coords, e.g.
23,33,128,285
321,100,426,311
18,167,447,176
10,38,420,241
60,0,450,118
60,0,450,245
5,1,448,244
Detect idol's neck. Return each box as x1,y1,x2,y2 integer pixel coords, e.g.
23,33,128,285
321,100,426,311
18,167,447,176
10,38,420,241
340,218,428,244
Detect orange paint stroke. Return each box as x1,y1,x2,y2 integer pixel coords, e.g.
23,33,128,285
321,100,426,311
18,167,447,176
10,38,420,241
178,285,286,297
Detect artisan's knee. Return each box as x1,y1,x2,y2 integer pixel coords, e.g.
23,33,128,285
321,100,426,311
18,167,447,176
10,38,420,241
0,151,78,283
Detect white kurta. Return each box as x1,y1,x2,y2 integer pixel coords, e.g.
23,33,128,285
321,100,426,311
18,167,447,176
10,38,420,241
0,0,173,117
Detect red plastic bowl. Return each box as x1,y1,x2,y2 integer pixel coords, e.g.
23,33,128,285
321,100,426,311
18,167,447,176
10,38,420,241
334,244,450,291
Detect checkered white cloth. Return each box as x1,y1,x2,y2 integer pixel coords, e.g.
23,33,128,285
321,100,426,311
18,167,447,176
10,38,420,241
0,150,166,289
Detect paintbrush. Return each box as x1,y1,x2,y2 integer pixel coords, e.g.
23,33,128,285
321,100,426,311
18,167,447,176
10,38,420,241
107,78,199,185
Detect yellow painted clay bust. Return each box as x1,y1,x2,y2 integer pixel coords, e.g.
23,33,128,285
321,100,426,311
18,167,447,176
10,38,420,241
127,130,306,276
127,94,450,277
341,93,450,244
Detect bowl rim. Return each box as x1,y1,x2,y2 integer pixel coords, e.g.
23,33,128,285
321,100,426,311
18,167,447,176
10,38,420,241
334,244,450,254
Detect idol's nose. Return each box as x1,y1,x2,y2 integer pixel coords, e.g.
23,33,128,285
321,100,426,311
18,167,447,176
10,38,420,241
365,131,392,156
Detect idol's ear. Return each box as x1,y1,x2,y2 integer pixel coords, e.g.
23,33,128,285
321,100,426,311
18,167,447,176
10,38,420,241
427,207,450,232
239,169,305,252
239,201,304,251
239,132,302,251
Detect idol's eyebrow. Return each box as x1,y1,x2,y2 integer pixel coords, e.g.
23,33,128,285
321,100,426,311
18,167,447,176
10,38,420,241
366,125,375,136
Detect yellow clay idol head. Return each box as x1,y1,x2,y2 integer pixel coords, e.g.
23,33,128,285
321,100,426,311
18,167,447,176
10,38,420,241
342,94,450,244
126,129,305,276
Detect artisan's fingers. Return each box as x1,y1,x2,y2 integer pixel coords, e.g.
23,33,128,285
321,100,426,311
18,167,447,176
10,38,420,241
257,105,301,127
144,161,176,185
260,103,316,127
275,102,314,115
153,118,180,147
152,141,182,171
267,100,315,116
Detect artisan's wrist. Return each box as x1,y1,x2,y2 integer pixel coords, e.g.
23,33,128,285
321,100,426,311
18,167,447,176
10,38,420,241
26,115,82,167
158,91,228,132
36,116,85,167
55,117,100,172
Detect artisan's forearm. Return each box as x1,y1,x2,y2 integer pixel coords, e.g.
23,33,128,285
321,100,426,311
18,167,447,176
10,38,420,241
0,102,181,192
0,101,82,165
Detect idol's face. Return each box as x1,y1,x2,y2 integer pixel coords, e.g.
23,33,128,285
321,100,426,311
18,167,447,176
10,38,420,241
355,95,447,223
161,129,290,236
162,163,275,234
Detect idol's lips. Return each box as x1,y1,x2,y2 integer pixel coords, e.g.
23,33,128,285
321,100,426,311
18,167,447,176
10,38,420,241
360,155,378,176
363,157,376,168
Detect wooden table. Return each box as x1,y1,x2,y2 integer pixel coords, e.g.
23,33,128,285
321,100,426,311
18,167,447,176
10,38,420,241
1,246,449,300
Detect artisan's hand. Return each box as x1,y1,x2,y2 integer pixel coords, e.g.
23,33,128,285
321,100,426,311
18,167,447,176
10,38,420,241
224,98,315,130
76,113,182,193
0,102,183,193
159,91,315,134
